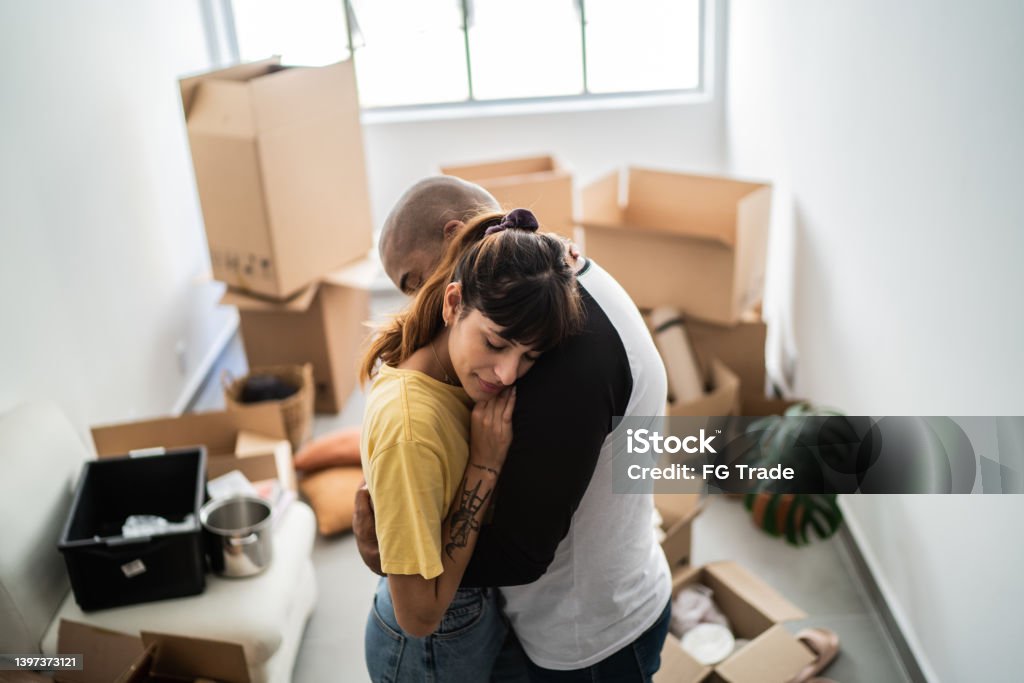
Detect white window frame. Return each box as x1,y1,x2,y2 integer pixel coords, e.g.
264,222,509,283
202,0,716,123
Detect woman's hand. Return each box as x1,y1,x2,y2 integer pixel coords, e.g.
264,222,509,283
469,386,516,473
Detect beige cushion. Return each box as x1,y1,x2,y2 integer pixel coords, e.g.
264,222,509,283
299,466,364,535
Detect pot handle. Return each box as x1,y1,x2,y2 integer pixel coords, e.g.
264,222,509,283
228,533,259,547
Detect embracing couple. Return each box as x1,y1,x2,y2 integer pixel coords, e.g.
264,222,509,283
356,176,672,682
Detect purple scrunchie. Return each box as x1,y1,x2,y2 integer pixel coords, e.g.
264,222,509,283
484,208,540,235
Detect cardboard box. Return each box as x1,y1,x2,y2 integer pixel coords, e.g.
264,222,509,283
650,309,768,404
52,619,249,683
440,154,575,233
655,562,814,683
180,57,372,300
741,397,801,417
90,403,295,494
655,494,704,569
580,168,771,325
223,259,373,414
667,359,741,418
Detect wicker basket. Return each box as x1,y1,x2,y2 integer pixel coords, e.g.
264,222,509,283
223,363,314,452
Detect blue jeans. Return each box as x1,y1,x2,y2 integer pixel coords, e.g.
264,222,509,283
365,577,507,683
516,600,673,682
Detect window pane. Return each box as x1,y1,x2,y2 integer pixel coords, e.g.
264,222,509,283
468,0,583,100
350,0,468,107
585,0,701,93
231,0,350,66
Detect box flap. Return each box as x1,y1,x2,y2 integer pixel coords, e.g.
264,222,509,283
185,80,258,137
221,280,320,312
91,404,287,458
179,57,280,119
668,359,740,417
715,624,815,683
653,636,712,683
625,168,768,247
235,430,296,492
321,256,378,290
580,170,624,226
441,154,556,180
139,632,250,683
705,562,807,624
54,620,143,683
249,60,359,132
654,493,704,528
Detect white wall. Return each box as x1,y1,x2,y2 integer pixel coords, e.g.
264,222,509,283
726,1,1024,680
0,1,234,436
361,98,725,230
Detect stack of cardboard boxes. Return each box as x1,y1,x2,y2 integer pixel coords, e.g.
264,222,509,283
179,57,375,414
578,167,789,417
440,154,575,234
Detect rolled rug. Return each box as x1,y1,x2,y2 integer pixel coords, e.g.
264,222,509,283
649,307,705,404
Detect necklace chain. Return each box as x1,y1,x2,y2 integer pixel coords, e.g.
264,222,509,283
430,339,455,385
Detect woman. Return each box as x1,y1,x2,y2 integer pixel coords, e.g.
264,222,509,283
360,208,584,681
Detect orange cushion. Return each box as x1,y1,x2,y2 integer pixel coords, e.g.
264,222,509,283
294,426,362,472
299,466,364,536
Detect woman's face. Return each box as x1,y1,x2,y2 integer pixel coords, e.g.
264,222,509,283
443,286,541,402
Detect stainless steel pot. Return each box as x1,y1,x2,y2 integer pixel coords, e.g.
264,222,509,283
200,496,273,578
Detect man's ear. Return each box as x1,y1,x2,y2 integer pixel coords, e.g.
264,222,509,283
442,220,463,240
442,282,463,324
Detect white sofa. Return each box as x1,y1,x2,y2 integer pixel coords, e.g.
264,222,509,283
0,401,317,683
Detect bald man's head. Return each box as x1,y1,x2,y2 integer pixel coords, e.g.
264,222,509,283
379,176,500,294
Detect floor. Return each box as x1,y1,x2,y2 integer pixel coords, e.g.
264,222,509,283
190,291,913,683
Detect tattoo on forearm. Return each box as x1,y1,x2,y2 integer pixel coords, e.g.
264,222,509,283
470,463,500,476
444,478,492,560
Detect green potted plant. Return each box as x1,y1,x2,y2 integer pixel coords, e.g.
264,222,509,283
742,403,846,546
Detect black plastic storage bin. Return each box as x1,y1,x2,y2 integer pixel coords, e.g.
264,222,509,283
58,447,207,611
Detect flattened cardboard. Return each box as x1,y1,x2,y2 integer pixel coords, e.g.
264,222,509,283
660,562,812,683
91,404,285,458
668,359,741,418
580,169,771,325
180,58,372,299
441,155,575,233
91,405,293,492
55,620,142,683
138,632,248,683
228,260,372,414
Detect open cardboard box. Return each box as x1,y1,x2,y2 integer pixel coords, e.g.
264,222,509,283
653,311,768,405
90,404,295,494
667,359,741,418
48,619,249,683
655,494,704,569
580,168,771,325
656,563,814,683
180,57,372,300
440,154,575,233
222,258,374,414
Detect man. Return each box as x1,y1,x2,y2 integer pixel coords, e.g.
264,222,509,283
358,176,672,680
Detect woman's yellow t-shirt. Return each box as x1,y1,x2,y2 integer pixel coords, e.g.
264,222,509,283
361,365,473,579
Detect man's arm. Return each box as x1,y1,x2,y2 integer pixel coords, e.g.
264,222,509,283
353,483,383,576
461,293,633,587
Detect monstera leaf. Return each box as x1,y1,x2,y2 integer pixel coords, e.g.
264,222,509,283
742,403,845,546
